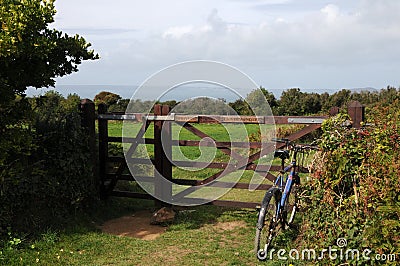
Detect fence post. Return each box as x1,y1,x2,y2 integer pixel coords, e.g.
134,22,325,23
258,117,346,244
161,104,172,203
347,101,365,129
98,103,108,199
329,106,340,116
79,99,98,197
154,104,172,207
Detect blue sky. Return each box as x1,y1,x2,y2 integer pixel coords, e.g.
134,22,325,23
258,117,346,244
50,0,400,97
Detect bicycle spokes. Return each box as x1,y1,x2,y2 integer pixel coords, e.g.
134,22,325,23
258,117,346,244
255,188,281,260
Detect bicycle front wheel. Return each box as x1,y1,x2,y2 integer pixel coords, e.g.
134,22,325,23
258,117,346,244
284,182,299,227
255,187,281,260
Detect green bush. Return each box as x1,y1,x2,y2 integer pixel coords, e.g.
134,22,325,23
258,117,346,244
0,92,96,234
298,103,400,264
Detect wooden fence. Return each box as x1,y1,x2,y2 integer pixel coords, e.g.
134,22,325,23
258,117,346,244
79,101,364,209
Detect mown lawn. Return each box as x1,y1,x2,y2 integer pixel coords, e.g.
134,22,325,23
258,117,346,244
1,198,301,266
107,121,313,204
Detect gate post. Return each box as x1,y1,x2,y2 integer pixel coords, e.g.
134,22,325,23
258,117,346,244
98,103,108,199
79,99,98,196
348,101,365,129
329,106,340,116
162,105,172,203
154,104,172,207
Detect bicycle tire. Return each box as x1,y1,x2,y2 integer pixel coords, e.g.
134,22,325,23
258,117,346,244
284,181,299,227
255,187,281,260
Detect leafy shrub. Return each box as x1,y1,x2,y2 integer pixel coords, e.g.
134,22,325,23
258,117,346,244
0,92,96,234
298,103,400,264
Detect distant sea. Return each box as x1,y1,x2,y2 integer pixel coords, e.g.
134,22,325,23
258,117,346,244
25,84,374,102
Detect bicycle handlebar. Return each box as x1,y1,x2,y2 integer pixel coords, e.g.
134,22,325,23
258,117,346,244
298,144,319,151
271,138,319,151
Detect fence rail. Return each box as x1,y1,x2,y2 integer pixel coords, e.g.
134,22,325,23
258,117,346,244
98,113,328,124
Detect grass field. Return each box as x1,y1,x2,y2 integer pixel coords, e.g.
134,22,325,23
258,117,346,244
1,197,301,266
107,121,287,204
106,121,314,203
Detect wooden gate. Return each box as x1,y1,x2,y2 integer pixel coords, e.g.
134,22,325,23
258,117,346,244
80,101,364,208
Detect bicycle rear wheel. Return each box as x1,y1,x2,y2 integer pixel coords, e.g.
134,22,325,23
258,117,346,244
255,187,281,260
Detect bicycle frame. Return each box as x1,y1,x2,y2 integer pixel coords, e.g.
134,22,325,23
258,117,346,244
272,149,299,221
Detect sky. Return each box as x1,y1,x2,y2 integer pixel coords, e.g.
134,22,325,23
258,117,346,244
47,0,400,98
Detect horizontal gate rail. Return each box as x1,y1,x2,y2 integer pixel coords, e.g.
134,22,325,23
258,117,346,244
98,112,328,125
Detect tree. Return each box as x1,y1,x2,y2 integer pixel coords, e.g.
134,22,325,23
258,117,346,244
0,0,98,126
260,87,278,109
325,89,351,110
276,88,304,115
94,91,122,107
245,87,276,115
378,86,400,106
229,98,252,115
62,93,82,112
320,92,330,112
172,97,234,115
108,98,130,112
302,92,322,114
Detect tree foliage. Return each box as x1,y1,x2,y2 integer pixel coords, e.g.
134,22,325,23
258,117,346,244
94,91,122,106
172,97,235,115
245,87,276,115
0,0,98,130
117,86,400,117
275,88,303,115
0,0,98,94
229,99,252,115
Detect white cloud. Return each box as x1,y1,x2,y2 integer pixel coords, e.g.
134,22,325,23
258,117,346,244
163,25,194,39
55,0,400,91
321,4,340,23
207,9,228,34
139,4,400,67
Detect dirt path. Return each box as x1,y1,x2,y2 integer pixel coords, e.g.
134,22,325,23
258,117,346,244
98,210,247,242
97,210,167,240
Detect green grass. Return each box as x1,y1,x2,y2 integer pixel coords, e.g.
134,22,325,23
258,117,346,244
107,120,269,139
1,198,299,266
106,121,316,205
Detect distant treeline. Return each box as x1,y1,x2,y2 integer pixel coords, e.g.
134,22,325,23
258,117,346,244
94,86,400,116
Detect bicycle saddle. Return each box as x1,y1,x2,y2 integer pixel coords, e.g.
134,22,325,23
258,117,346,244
274,150,290,160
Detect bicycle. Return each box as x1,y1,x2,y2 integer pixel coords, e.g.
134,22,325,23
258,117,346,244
255,138,317,261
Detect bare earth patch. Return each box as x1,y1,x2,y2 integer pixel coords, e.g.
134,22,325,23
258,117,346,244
213,220,247,231
98,210,167,240
98,210,247,244
98,213,249,264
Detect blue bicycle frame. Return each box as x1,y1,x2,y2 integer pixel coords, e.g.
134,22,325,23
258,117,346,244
273,157,297,220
